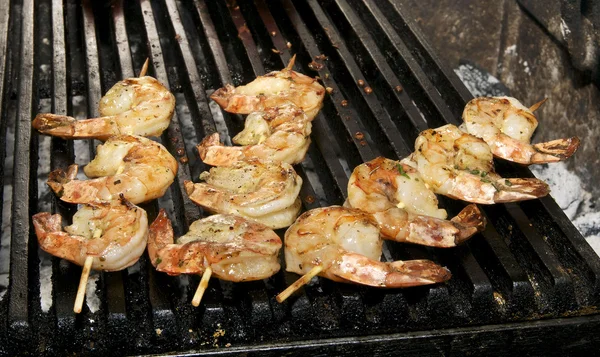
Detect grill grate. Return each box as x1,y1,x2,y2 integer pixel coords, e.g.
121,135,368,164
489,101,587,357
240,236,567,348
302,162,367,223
1,0,600,355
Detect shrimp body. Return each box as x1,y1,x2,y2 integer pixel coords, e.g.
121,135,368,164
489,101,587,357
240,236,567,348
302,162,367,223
284,206,451,288
48,135,178,204
461,96,580,164
148,210,282,281
184,159,302,229
32,76,175,141
403,124,549,204
198,104,312,166
347,157,485,247
210,56,325,121
32,197,148,271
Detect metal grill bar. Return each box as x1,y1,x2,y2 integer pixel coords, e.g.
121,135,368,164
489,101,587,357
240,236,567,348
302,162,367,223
9,0,35,341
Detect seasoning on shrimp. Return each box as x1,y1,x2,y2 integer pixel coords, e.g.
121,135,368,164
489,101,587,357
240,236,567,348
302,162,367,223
47,135,178,205
461,96,580,165
197,103,312,166
184,159,302,229
32,196,148,272
277,206,451,302
32,76,175,141
402,124,550,204
210,55,325,121
148,210,282,306
346,157,485,247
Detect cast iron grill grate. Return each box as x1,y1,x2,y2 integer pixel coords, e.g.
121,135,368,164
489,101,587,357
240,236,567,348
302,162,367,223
0,0,599,355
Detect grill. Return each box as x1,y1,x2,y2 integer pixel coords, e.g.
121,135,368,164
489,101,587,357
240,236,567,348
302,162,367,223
1,0,600,355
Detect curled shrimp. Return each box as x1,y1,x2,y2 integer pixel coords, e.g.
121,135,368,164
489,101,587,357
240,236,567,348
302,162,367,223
347,157,485,247
184,159,302,229
402,124,550,204
32,76,175,141
32,196,148,271
284,206,451,288
198,103,312,166
148,209,282,281
48,135,178,204
461,96,580,164
210,56,326,121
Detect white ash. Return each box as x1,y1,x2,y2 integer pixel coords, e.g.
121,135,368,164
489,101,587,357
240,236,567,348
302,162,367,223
454,63,507,98
531,162,600,256
86,273,101,313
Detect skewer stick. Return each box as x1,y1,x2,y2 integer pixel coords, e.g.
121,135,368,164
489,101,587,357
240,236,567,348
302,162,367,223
529,98,547,112
192,266,212,307
139,58,149,77
276,265,323,303
74,256,94,314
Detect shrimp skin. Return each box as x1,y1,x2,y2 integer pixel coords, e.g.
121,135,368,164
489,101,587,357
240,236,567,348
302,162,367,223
284,206,451,288
347,157,485,247
32,197,148,271
47,135,178,205
462,97,580,164
210,56,325,121
148,210,282,282
405,124,550,204
32,76,175,140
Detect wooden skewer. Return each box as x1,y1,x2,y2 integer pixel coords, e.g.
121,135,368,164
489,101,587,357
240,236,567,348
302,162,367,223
529,98,547,112
139,58,149,77
276,265,323,303
74,256,94,314
191,266,212,307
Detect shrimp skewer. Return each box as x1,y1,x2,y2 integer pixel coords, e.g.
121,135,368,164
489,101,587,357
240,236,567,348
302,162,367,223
148,210,282,305
403,124,550,204
32,196,149,312
184,159,302,229
48,135,178,205
461,96,580,164
32,73,175,141
347,157,485,247
280,206,451,301
210,55,325,121
198,103,312,166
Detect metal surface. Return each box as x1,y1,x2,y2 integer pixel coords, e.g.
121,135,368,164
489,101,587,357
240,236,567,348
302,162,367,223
1,0,599,355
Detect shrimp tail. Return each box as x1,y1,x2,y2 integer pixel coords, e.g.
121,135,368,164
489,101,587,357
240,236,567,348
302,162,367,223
531,136,580,163
47,164,79,198
32,212,63,241
331,252,451,288
32,113,76,138
385,260,452,287
450,204,486,244
210,84,261,114
32,113,117,140
197,133,244,166
493,178,550,203
147,209,174,267
374,205,484,248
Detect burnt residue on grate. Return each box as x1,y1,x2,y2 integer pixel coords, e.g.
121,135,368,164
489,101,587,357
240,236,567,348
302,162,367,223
0,0,600,355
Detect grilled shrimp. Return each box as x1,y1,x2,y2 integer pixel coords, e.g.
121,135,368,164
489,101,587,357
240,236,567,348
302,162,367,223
32,76,175,141
32,196,148,271
402,124,549,204
461,96,580,164
184,159,302,229
48,135,178,204
210,56,325,121
148,210,282,281
198,103,312,166
347,157,485,247
284,206,451,288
